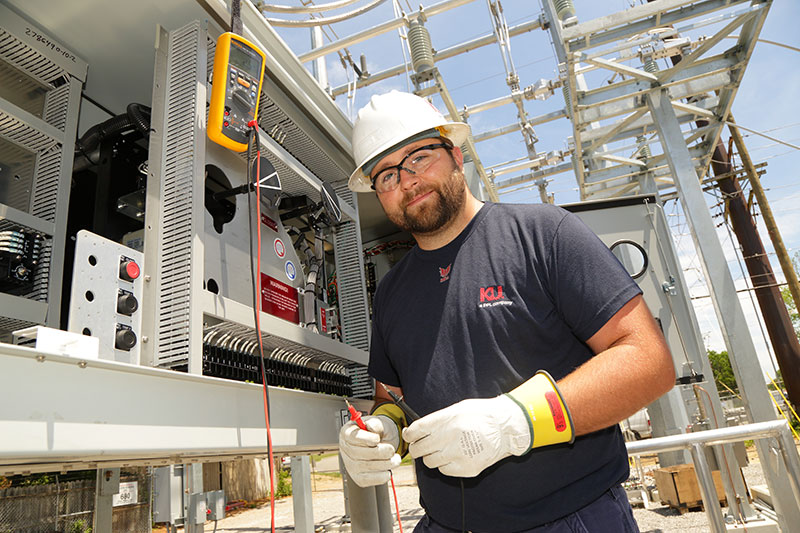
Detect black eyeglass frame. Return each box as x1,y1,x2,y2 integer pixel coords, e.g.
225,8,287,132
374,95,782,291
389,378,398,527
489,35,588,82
369,141,454,192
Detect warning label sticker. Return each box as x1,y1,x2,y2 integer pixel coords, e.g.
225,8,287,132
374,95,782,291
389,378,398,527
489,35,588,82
261,273,299,324
261,213,278,232
274,238,285,258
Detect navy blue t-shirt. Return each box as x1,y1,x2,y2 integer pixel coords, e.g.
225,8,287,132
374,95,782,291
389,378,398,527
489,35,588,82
369,202,643,532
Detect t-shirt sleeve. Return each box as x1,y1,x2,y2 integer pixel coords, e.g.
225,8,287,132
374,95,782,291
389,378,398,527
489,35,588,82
367,285,402,386
546,212,643,342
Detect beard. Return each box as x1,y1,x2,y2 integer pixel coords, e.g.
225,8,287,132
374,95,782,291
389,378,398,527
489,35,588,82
383,166,467,235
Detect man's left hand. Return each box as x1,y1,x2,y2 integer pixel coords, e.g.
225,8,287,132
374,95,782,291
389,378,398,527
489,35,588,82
402,395,531,477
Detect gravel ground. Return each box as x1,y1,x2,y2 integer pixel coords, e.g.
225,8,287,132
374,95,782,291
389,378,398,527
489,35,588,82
198,452,780,532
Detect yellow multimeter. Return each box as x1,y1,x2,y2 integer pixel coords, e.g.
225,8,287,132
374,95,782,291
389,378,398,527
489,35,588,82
208,32,266,152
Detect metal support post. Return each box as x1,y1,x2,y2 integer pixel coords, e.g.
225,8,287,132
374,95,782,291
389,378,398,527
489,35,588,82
689,444,728,533
375,482,394,532
647,87,800,529
311,26,329,91
647,389,692,466
93,467,120,533
345,472,382,532
292,456,315,533
185,463,205,533
340,453,352,520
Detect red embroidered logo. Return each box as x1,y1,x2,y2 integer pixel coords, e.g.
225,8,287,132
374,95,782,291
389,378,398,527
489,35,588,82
439,264,451,283
478,285,512,309
479,285,504,302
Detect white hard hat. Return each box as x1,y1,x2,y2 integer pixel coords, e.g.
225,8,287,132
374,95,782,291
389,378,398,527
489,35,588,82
347,91,471,192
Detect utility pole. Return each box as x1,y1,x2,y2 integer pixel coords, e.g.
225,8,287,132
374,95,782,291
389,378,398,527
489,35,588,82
728,117,800,319
699,127,800,410
719,117,800,409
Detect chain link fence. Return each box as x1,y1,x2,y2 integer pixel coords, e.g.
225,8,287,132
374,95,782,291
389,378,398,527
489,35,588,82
0,468,152,532
0,479,94,532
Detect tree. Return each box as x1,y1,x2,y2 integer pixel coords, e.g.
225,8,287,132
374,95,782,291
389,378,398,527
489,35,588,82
708,349,738,394
781,252,800,340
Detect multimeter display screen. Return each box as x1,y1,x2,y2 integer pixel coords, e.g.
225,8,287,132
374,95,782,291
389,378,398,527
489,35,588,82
229,43,262,77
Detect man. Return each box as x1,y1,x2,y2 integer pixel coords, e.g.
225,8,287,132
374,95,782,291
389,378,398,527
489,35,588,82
339,90,674,532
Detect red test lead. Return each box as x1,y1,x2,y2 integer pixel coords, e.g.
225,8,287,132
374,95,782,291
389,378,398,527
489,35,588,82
344,398,367,430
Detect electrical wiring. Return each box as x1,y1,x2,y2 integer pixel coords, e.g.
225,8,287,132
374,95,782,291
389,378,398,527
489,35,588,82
712,186,781,378
259,0,362,14
726,122,800,152
258,0,389,27
246,121,277,533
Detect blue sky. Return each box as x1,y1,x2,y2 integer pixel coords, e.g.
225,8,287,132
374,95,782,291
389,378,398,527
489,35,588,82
271,0,799,377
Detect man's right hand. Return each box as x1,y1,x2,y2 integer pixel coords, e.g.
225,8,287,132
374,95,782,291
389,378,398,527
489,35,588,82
339,415,402,487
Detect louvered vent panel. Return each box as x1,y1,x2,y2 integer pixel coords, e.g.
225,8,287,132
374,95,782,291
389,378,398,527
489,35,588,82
29,146,60,222
332,184,370,353
155,22,203,367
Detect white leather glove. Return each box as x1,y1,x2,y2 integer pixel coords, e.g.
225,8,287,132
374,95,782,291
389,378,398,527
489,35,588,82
339,415,402,487
402,395,531,478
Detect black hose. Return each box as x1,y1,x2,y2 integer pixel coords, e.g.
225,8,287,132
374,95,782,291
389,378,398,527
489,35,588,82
73,104,152,171
126,103,151,138
75,103,151,155
75,113,133,154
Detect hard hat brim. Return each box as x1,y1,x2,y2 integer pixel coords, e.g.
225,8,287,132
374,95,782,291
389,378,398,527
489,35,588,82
347,121,471,192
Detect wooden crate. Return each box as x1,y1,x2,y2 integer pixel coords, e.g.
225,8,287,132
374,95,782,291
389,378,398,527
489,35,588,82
653,463,727,511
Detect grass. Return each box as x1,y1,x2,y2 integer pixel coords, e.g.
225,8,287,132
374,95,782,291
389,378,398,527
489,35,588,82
311,451,338,462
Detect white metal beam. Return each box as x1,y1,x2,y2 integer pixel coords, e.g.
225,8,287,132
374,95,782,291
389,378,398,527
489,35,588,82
583,56,657,82
0,343,359,475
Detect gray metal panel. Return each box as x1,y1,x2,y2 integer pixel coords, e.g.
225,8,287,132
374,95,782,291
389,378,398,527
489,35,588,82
0,17,82,334
0,3,88,82
0,137,37,212
67,231,145,364
153,465,184,524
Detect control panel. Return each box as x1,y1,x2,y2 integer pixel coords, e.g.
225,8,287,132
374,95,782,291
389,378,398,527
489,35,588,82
67,230,144,364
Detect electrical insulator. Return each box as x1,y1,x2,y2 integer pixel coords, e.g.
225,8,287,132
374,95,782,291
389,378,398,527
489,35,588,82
408,19,434,74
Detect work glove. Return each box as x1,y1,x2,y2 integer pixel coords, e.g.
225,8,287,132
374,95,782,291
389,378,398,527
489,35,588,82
339,415,402,487
402,371,574,478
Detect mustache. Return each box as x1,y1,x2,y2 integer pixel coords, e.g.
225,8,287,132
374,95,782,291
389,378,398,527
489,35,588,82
402,186,436,207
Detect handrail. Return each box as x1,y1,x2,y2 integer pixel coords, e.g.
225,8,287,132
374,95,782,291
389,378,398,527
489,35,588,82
625,420,800,533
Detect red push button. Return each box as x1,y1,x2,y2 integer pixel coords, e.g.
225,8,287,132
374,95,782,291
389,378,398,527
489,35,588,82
120,259,140,281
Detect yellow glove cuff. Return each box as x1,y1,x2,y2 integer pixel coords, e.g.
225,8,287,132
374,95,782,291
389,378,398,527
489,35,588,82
506,370,575,449
370,402,408,456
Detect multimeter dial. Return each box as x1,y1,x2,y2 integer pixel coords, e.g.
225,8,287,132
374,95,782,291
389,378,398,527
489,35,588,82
222,45,262,144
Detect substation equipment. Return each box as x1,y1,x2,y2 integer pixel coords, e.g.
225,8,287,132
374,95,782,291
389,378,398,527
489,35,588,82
1,0,800,532
0,1,373,530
